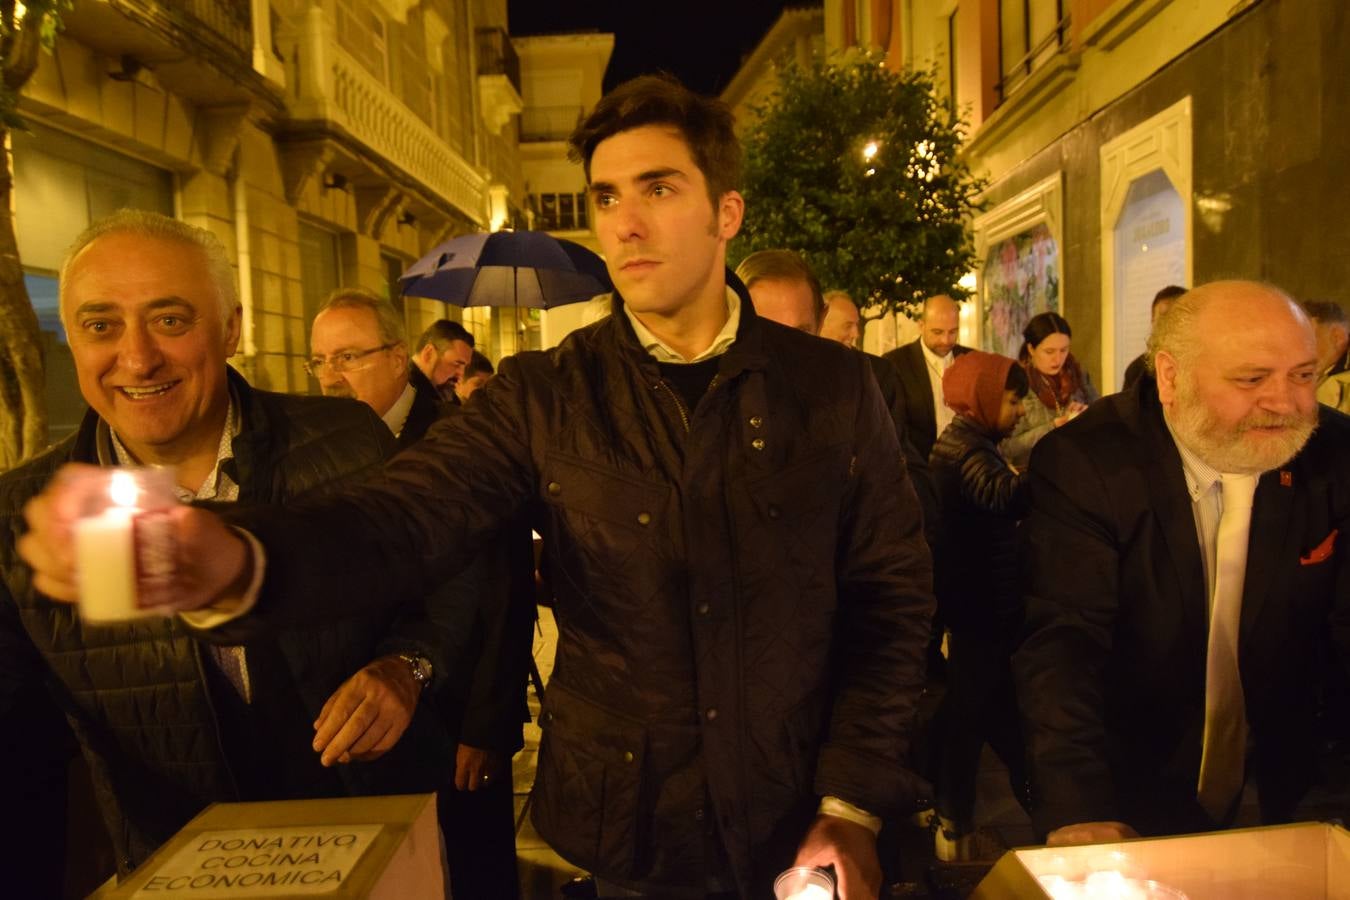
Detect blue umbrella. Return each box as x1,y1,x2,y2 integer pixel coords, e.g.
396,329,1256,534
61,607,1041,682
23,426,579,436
399,231,612,309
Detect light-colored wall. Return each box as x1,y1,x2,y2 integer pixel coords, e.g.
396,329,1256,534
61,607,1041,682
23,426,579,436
19,0,525,391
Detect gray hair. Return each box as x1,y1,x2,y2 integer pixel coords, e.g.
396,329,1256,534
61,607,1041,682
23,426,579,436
59,209,239,328
317,287,406,346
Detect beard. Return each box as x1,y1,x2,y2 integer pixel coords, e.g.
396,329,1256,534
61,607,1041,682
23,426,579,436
1169,375,1317,474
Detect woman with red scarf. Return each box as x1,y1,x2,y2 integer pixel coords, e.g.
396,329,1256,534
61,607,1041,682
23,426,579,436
1000,312,1098,469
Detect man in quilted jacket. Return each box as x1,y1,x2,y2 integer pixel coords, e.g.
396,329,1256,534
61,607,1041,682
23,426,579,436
1,211,454,895
21,77,935,899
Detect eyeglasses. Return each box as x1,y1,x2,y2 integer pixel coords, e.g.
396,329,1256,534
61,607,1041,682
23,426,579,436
304,343,397,377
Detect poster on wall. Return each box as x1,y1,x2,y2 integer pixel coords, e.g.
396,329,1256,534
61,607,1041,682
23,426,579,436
1113,168,1186,387
982,223,1059,359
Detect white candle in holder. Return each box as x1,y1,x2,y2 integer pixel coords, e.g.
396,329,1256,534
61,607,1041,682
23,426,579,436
75,469,176,623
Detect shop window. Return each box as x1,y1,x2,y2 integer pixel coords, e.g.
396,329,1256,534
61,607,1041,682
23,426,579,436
981,222,1059,359
1111,169,1186,387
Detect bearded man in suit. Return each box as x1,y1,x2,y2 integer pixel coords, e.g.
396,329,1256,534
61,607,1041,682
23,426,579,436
1015,280,1350,845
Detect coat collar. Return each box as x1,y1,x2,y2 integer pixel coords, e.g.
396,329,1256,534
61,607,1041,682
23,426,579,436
606,269,771,382
1131,376,1300,644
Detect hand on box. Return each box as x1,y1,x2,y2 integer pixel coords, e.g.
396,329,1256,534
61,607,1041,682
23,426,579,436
312,654,420,766
792,814,881,900
1046,820,1139,846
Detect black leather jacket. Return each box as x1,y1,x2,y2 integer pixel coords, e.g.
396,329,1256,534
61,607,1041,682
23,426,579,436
224,279,936,895
929,416,1030,634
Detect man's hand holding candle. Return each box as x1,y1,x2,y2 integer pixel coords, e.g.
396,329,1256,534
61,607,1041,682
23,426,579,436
19,462,250,616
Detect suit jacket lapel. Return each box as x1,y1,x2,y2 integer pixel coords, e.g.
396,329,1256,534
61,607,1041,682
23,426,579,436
1138,396,1209,634
904,341,937,430
1239,467,1298,647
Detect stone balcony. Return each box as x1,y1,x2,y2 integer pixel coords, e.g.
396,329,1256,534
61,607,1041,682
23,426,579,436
282,6,489,229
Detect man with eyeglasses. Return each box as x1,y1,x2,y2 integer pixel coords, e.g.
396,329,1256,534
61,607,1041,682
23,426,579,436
0,211,458,893
308,288,531,899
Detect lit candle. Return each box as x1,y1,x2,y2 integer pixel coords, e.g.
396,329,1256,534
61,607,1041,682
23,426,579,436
76,471,152,623
773,866,835,900
781,885,832,900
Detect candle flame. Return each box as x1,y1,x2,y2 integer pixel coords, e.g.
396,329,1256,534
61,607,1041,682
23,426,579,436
109,471,140,508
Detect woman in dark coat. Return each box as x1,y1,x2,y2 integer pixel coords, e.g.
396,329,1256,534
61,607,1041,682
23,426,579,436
926,350,1031,859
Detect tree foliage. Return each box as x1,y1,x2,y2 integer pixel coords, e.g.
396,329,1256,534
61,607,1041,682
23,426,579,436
734,53,984,321
0,0,69,471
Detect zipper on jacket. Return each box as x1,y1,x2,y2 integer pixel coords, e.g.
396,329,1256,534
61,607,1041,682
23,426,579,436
654,373,723,434
655,380,692,432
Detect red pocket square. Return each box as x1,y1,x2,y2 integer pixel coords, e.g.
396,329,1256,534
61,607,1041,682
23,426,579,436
1300,529,1339,565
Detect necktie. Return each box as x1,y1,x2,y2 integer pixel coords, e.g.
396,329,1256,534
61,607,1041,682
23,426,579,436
1196,472,1259,821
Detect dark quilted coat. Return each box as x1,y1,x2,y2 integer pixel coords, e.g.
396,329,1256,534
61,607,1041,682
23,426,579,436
0,370,454,875
929,416,1030,633
225,279,935,895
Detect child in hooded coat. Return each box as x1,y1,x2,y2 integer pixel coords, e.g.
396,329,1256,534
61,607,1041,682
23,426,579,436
925,350,1032,860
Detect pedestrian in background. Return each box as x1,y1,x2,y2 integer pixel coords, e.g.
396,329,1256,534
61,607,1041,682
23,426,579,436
1002,312,1098,469
925,351,1031,860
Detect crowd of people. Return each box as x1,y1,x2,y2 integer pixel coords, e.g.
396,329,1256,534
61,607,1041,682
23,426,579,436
3,72,1350,900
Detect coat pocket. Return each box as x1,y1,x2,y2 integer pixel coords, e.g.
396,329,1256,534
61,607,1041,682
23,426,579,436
531,681,649,879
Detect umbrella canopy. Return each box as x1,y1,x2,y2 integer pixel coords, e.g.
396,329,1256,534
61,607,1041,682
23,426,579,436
399,230,612,309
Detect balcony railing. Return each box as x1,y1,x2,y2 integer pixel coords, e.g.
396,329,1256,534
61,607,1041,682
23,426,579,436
476,27,521,96
289,9,488,223
521,105,584,142
531,192,589,232
181,0,251,59
996,13,1071,102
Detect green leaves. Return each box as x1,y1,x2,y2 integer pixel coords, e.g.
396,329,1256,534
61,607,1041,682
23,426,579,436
0,0,69,125
734,52,985,319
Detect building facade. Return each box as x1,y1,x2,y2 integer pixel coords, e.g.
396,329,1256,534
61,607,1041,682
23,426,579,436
514,31,613,348
841,0,1345,387
18,0,526,441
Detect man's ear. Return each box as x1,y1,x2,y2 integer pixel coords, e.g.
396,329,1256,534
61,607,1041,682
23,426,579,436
223,303,242,357
717,190,744,241
1154,350,1179,404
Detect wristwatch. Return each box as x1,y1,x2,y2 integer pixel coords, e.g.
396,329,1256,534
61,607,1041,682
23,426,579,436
396,653,433,691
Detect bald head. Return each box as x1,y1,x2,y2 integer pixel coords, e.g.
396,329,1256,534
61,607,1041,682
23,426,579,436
1152,280,1318,474
820,291,861,348
921,294,960,357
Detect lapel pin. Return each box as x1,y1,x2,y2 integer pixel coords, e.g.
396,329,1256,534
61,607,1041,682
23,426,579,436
1280,470,1293,487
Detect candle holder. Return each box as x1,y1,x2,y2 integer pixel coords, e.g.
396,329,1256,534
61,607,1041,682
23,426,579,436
75,467,178,623
774,866,835,900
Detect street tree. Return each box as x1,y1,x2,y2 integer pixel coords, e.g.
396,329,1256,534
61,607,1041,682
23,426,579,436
0,0,67,470
734,53,984,333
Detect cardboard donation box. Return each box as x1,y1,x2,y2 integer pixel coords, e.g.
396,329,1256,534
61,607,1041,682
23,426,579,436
972,822,1350,900
103,793,442,899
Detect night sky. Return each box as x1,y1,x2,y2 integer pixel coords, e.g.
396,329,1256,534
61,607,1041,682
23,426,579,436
507,0,796,95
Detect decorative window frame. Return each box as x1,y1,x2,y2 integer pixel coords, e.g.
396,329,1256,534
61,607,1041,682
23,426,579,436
1099,95,1192,391
970,171,1064,352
